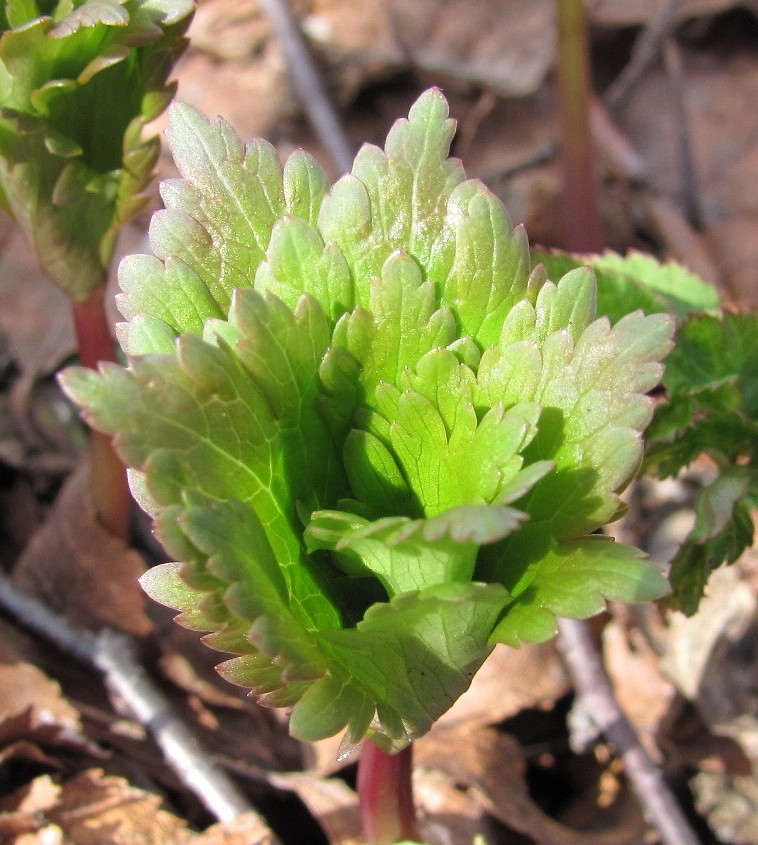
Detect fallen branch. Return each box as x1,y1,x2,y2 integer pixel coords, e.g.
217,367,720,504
556,617,700,845
0,572,279,840
256,0,354,175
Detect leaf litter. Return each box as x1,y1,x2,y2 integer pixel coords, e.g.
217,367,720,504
0,0,757,842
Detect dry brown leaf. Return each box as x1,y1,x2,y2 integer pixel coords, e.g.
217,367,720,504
188,0,272,60
437,642,569,730
13,462,152,636
0,639,81,732
642,195,721,288
619,50,758,305
0,231,75,387
416,724,645,845
179,0,558,145
10,829,63,845
413,766,498,845
590,0,753,27
692,768,758,845
0,740,61,774
663,564,757,724
0,479,44,560
306,0,555,98
168,51,292,145
48,769,190,845
192,813,281,844
663,557,758,843
159,652,249,712
270,773,361,845
0,634,101,768
0,774,62,839
161,1,293,146
0,769,280,845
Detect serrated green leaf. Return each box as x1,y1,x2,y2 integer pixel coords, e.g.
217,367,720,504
254,216,354,321
283,149,329,227
592,251,720,316
663,313,758,419
533,248,720,322
61,294,348,631
297,582,510,750
151,105,285,311
645,414,758,479
491,537,669,647
117,254,223,338
477,270,673,542
643,311,758,613
439,181,531,346
337,250,456,391
689,467,751,542
50,1,130,36
306,504,526,596
668,499,754,615
318,89,463,305
140,561,215,632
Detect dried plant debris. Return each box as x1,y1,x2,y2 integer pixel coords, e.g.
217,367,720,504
12,463,152,636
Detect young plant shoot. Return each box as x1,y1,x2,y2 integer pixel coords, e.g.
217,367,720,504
0,0,194,535
62,90,673,754
0,0,193,301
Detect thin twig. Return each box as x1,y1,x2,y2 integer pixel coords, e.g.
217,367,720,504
94,631,256,823
662,38,704,231
556,617,701,845
256,0,354,174
0,573,278,837
0,570,97,663
604,0,678,114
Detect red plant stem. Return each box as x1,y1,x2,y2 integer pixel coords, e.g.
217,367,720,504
357,741,419,845
71,287,130,539
556,0,603,252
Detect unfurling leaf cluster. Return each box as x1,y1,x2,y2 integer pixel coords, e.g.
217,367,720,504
0,0,193,299
61,90,672,751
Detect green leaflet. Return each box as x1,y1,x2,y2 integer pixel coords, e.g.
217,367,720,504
491,537,669,646
61,89,673,750
644,313,758,614
661,313,758,417
0,0,193,299
534,248,721,323
476,269,673,548
302,581,509,750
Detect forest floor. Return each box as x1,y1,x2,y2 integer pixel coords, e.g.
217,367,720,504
1,1,758,843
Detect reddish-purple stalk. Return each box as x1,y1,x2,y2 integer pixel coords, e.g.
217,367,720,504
556,0,603,252
357,741,419,845
71,287,131,539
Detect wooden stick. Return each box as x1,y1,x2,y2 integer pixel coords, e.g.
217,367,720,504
557,617,700,845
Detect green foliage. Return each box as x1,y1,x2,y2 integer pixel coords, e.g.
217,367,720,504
0,0,193,299
534,248,720,323
61,90,672,751
538,247,756,615
645,313,758,614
